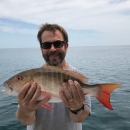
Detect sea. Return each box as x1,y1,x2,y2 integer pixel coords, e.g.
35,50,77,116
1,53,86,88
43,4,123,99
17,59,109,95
0,46,130,130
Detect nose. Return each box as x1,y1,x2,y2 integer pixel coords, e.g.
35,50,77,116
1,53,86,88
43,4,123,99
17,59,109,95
50,44,56,51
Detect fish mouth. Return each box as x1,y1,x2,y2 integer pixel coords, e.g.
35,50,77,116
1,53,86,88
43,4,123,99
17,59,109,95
2,82,8,87
2,82,13,92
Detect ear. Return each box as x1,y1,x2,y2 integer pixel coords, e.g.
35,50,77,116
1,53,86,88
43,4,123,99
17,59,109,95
64,43,68,50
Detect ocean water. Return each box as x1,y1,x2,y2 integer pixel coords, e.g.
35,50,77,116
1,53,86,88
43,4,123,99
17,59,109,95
0,46,130,130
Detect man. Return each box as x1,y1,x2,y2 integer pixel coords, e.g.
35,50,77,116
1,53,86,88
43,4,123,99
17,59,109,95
16,23,91,130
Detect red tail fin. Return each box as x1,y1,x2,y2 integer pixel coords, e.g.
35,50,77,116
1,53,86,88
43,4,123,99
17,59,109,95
96,84,121,110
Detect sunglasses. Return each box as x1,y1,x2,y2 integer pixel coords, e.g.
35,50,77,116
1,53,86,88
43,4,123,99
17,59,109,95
41,40,66,49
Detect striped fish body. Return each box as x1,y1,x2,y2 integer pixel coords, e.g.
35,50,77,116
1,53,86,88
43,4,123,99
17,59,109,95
33,67,85,97
2,66,121,110
2,66,88,101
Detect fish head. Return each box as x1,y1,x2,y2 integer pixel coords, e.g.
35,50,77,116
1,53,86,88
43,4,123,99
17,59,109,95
2,70,34,95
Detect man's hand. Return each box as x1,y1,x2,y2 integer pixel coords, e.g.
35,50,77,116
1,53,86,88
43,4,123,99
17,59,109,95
59,80,90,123
18,82,51,113
16,82,51,125
59,80,85,110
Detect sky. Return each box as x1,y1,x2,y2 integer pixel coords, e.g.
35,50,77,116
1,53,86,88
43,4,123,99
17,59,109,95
0,0,130,48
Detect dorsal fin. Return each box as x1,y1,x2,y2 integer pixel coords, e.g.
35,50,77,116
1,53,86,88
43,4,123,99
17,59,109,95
43,66,89,84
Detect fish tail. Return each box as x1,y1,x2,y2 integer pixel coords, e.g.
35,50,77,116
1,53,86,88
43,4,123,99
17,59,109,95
96,83,121,110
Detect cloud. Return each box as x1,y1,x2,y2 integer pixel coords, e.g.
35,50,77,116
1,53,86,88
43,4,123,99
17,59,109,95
109,0,128,4
0,0,130,29
0,0,130,47
0,18,38,34
119,9,130,15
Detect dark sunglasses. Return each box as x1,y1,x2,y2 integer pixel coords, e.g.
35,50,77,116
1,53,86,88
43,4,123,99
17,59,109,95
41,40,66,49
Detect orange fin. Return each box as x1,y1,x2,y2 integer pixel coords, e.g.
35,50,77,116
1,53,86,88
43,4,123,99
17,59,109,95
42,103,53,110
40,91,59,110
96,83,121,110
40,91,56,110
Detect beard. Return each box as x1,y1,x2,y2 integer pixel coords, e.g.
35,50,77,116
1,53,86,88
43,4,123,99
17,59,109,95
42,51,66,66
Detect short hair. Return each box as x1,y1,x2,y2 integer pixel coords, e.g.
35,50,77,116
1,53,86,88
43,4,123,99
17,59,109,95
37,23,68,44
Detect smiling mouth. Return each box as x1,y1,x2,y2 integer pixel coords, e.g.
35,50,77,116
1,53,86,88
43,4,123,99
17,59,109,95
49,53,59,56
49,55,59,60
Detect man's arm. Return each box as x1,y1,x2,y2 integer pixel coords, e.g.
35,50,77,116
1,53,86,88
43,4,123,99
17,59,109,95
16,106,35,125
69,105,90,122
59,80,91,122
16,82,50,125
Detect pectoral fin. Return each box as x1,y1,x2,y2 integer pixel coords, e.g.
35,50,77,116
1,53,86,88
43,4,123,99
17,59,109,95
40,91,58,110
42,103,54,110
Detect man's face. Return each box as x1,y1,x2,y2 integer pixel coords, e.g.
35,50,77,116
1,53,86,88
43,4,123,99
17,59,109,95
41,30,68,66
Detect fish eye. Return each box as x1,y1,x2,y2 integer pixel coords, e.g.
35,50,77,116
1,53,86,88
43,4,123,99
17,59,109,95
15,76,23,80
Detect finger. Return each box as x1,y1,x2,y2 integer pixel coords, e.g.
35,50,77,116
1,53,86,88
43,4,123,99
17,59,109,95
30,85,41,103
59,89,69,107
62,82,73,101
23,82,37,102
68,80,79,101
74,81,85,102
18,83,31,101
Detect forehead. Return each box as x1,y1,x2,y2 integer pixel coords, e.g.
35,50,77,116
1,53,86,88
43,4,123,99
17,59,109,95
41,30,64,42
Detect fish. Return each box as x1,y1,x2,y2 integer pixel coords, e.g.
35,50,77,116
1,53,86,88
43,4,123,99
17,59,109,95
2,66,121,110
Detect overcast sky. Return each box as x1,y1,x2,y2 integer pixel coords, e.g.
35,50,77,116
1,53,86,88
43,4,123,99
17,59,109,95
0,0,130,48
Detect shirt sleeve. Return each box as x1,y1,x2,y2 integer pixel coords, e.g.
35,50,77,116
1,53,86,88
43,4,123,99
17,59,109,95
84,95,91,115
